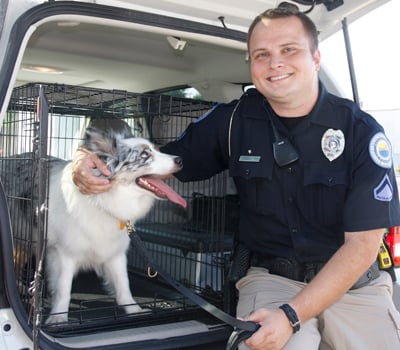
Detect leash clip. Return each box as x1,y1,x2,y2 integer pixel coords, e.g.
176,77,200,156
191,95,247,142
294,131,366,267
125,220,135,237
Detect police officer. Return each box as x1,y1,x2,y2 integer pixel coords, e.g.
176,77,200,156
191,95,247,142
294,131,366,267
73,7,400,350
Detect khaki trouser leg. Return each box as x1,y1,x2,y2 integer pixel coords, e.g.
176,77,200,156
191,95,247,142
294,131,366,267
319,271,400,350
236,267,320,350
236,267,400,350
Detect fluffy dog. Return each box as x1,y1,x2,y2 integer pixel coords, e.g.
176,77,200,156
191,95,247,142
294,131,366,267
45,127,186,324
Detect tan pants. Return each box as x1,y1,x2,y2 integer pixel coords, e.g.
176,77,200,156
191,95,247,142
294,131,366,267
236,267,400,350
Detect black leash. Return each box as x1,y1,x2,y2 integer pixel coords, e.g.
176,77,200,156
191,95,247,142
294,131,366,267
126,222,259,350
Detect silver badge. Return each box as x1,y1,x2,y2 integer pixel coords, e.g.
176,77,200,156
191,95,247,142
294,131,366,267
321,129,345,162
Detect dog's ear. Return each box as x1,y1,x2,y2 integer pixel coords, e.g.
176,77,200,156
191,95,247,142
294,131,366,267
84,127,117,156
83,127,123,177
88,118,134,138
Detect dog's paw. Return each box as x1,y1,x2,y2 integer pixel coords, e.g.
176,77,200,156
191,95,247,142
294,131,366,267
124,304,151,314
45,313,68,325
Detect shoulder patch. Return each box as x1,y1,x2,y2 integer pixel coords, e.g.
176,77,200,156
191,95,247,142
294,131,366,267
374,174,393,202
369,132,392,169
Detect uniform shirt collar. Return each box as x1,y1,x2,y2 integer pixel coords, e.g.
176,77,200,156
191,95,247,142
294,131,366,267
243,82,341,128
308,81,342,128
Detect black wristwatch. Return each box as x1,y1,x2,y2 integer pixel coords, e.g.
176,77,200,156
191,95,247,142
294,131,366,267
279,304,301,333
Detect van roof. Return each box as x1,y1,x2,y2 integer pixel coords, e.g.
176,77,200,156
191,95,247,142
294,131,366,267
0,0,392,101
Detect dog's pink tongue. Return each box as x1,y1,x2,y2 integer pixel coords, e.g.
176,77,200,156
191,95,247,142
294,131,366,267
141,177,187,208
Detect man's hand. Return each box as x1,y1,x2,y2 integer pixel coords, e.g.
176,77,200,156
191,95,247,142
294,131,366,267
243,308,293,350
72,148,112,194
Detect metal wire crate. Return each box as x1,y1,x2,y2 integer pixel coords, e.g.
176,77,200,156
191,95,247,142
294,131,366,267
0,83,237,333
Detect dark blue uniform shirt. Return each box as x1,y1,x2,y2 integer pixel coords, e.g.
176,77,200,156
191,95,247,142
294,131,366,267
161,83,400,263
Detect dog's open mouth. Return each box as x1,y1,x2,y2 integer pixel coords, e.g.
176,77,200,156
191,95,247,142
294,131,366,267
136,176,187,208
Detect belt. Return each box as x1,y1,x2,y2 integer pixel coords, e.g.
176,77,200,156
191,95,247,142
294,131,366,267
251,254,325,283
251,254,380,289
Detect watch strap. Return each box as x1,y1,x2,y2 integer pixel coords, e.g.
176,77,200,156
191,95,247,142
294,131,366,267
279,304,300,333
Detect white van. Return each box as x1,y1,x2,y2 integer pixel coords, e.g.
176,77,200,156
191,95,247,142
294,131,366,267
0,1,398,349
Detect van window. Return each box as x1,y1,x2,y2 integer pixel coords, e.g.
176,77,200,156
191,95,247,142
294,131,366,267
148,86,203,100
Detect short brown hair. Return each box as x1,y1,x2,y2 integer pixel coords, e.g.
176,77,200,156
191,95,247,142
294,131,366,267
247,7,319,53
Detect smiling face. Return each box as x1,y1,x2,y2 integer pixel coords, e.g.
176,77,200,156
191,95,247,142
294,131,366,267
249,15,321,116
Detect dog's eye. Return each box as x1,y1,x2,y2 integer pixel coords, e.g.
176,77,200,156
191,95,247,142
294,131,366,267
140,148,152,160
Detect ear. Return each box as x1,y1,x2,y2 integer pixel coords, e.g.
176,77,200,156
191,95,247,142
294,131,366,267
313,49,321,71
84,127,117,156
83,128,120,175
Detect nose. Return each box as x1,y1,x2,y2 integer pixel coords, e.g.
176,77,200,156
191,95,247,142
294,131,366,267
270,54,284,69
174,156,183,168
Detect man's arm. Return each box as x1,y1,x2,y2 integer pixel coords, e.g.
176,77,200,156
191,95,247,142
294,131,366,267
244,228,383,350
72,148,112,194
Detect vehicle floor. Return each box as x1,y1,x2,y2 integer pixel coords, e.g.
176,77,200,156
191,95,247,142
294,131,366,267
40,269,224,335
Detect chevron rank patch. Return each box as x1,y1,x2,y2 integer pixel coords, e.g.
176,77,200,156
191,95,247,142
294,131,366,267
374,174,393,202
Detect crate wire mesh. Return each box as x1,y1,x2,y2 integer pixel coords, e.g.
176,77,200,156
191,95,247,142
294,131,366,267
0,83,237,333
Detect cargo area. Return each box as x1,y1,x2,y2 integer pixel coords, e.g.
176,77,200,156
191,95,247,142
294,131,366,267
0,83,238,340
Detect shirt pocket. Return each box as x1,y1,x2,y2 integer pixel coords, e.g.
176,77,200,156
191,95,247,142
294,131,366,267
302,163,349,226
230,156,273,210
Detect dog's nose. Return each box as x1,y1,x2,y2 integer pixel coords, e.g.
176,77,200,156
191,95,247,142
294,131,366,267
174,156,183,168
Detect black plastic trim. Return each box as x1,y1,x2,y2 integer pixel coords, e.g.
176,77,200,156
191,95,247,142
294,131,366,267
0,180,35,334
0,180,12,308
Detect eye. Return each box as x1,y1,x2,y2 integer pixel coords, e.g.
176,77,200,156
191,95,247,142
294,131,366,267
253,51,269,60
282,46,296,54
140,148,152,160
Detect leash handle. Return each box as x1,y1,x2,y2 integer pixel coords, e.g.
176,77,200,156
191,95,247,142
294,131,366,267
226,325,260,350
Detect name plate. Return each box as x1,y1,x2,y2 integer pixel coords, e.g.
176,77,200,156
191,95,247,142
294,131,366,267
239,155,261,162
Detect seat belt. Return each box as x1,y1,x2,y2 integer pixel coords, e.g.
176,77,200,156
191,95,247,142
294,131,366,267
126,222,259,350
